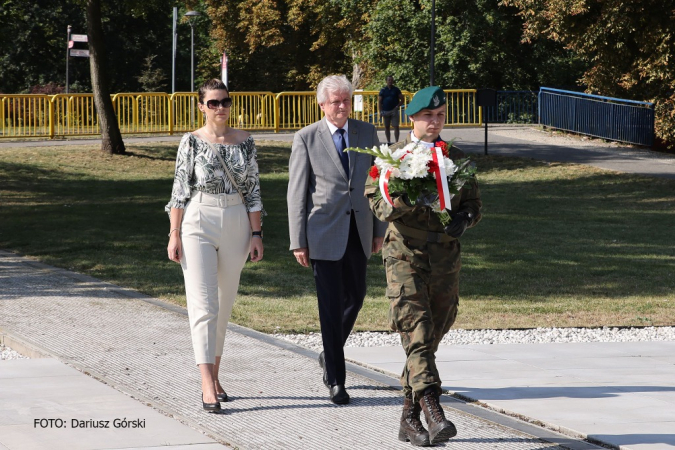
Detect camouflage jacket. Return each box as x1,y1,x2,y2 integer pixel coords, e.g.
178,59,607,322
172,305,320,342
364,135,482,234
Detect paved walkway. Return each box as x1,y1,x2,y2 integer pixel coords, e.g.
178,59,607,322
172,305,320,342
346,343,675,450
1,250,596,450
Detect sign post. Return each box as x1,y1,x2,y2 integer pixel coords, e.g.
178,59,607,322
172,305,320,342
476,88,497,155
66,28,89,93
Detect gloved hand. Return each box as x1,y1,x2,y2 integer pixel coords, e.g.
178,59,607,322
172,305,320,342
415,192,439,207
443,211,473,238
400,193,413,207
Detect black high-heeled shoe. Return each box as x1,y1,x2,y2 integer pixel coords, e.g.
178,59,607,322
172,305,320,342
216,391,229,402
202,393,221,412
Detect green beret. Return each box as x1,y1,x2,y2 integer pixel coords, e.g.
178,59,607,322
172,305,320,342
405,86,446,116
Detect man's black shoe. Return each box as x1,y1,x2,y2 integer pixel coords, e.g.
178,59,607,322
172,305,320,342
318,351,329,388
329,384,350,405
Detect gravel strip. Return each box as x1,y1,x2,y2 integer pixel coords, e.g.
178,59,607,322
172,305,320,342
0,344,29,360
273,326,675,350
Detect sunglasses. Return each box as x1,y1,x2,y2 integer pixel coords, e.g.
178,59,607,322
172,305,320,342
205,97,233,109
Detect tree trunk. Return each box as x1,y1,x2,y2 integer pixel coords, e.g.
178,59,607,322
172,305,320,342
86,0,125,155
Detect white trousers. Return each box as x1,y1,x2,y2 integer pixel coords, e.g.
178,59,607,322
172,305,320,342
180,191,250,365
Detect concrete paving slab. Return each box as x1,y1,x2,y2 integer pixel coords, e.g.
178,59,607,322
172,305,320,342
555,367,675,385
443,376,585,393
595,341,675,356
0,358,78,378
340,345,406,363
434,346,511,361
0,251,590,450
589,426,675,450
0,359,221,450
436,359,559,381
459,342,638,360
347,341,675,449
524,356,669,372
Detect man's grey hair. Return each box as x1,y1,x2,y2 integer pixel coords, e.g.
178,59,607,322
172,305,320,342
316,75,353,104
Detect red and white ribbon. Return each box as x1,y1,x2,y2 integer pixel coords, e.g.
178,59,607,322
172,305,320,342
432,147,451,210
379,167,394,208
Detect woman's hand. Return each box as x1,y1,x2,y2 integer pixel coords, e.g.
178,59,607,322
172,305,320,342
168,235,182,263
250,237,264,262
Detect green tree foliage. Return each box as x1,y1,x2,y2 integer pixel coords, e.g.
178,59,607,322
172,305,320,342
0,0,186,94
203,0,375,90
502,0,675,146
0,1,85,92
359,0,585,91
137,55,168,92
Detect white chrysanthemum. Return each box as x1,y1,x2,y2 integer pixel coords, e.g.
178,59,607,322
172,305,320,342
444,157,457,175
399,150,431,179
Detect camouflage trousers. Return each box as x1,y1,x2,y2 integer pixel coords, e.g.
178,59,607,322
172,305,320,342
383,228,461,401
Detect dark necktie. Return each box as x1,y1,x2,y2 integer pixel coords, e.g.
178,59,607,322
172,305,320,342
336,128,349,177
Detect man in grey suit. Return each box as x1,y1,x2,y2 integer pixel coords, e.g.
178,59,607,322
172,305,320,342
288,75,387,404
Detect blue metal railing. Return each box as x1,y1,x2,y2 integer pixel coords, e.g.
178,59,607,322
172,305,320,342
484,91,538,124
538,87,655,146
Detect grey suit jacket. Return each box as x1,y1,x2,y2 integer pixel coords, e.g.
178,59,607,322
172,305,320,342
287,117,387,261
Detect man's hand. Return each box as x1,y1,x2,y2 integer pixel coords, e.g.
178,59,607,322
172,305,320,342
372,237,384,254
443,211,473,238
293,247,310,267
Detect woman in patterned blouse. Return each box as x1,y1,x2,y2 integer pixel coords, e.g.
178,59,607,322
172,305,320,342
166,79,264,412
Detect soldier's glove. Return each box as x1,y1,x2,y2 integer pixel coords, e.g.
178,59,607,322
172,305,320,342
443,211,473,238
400,193,414,207
415,192,439,207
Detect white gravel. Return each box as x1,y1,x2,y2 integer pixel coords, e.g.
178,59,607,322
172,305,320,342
272,326,675,351
0,344,28,360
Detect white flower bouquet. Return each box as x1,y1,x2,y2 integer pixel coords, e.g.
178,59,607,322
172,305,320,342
347,140,476,225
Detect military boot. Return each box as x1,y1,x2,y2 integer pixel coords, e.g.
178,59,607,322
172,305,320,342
398,395,430,446
419,390,457,444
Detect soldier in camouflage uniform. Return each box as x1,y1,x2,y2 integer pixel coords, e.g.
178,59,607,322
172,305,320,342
365,86,482,446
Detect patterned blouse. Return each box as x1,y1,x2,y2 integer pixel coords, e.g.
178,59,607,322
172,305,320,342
165,133,263,213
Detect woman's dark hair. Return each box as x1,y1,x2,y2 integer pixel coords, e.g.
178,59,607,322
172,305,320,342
198,79,229,104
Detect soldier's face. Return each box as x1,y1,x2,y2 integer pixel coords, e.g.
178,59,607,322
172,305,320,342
320,90,351,128
410,105,446,142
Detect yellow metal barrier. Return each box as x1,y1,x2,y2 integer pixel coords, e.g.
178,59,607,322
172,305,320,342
275,92,322,132
51,93,98,137
0,94,52,138
0,89,480,139
351,90,415,128
446,89,480,126
113,93,171,134
171,93,203,134
231,92,276,130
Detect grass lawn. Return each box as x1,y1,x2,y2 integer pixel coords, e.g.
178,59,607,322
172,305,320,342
1,140,674,333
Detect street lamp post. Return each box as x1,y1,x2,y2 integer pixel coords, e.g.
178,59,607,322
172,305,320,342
66,25,72,93
184,10,201,127
430,0,435,86
184,11,201,92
